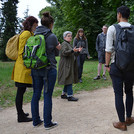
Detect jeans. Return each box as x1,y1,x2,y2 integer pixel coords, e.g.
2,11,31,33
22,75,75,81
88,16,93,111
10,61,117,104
77,54,86,79
31,68,57,127
63,84,73,97
110,63,134,122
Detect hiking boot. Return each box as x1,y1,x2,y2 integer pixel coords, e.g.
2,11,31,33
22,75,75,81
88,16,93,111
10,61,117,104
126,117,134,126
102,75,107,80
45,122,58,130
61,94,67,99
93,75,100,80
113,122,127,131
67,96,78,101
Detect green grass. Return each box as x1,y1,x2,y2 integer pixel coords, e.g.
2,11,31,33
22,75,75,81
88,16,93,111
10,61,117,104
0,58,112,108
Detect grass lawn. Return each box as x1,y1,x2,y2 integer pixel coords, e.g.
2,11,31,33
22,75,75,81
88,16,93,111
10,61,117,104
0,57,112,108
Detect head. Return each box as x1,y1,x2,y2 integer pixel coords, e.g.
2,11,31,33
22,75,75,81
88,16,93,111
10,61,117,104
102,25,108,34
63,31,72,43
41,12,54,30
22,16,38,32
117,6,130,22
76,28,86,40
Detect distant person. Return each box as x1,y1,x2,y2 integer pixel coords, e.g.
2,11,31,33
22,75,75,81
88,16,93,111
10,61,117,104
58,31,82,101
11,16,38,122
73,28,90,83
105,6,134,131
94,25,108,80
31,12,61,129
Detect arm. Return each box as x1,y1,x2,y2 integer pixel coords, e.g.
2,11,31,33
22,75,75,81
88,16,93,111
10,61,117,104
105,52,111,72
73,38,77,48
96,35,99,52
85,39,90,59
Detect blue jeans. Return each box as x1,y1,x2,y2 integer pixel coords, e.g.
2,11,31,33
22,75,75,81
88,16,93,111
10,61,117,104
31,68,57,127
110,63,134,122
63,84,73,97
77,54,86,79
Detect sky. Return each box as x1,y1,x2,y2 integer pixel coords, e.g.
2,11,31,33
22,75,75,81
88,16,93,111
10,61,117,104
0,0,51,24
18,0,51,23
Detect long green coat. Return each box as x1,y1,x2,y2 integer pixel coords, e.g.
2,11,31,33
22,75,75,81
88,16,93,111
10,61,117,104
58,40,78,85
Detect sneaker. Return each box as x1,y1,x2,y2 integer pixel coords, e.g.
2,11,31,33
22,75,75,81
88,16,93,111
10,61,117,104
79,78,82,83
93,75,100,80
67,96,78,101
61,94,67,99
102,75,107,80
45,122,58,130
34,120,43,128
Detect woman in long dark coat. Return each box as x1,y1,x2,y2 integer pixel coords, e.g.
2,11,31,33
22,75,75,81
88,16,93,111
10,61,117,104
58,31,82,101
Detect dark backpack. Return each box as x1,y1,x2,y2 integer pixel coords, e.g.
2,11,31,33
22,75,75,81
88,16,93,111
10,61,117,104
23,33,51,69
114,24,134,71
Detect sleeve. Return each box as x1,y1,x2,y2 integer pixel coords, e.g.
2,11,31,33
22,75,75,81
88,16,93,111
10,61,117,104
105,25,115,53
73,38,77,48
96,34,99,52
85,39,90,56
60,43,73,57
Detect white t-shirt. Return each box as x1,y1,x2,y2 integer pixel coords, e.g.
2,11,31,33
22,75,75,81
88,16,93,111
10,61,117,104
105,22,131,63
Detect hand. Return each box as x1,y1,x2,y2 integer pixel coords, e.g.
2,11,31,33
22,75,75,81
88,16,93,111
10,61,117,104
73,47,79,52
87,56,90,59
56,43,61,50
106,67,110,72
78,47,83,52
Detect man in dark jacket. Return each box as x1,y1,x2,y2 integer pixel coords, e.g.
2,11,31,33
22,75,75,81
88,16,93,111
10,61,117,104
94,25,108,80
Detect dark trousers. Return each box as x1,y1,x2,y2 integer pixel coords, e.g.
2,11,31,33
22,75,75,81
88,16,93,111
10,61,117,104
110,63,134,122
15,87,26,115
77,54,86,79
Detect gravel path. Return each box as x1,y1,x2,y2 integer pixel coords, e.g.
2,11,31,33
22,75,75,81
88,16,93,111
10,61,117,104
0,87,134,134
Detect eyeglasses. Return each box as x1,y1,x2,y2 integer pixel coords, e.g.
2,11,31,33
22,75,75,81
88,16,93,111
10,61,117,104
67,35,72,37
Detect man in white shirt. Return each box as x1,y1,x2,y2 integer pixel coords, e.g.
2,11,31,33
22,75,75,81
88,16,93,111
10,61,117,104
105,6,134,131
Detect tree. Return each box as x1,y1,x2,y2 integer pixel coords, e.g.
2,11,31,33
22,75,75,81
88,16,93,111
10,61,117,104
0,0,19,61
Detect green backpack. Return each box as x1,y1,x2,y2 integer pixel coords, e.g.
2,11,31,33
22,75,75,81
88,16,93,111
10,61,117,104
23,34,49,69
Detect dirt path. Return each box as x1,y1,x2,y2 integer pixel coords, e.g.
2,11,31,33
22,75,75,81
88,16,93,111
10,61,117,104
0,87,134,134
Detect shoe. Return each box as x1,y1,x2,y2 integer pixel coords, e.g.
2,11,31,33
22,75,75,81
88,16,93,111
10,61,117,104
23,112,29,117
113,122,127,131
18,115,32,123
61,94,67,99
79,78,82,83
93,75,100,80
45,122,58,130
102,75,107,80
34,120,43,128
126,117,134,126
67,96,78,101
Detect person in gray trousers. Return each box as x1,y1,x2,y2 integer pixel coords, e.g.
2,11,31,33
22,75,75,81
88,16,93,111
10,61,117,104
94,25,108,80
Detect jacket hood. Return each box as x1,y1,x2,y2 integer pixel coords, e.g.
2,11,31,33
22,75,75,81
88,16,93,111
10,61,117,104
34,26,51,36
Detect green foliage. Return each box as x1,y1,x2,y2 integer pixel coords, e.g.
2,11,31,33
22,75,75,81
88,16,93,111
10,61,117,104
0,59,112,108
40,0,134,58
0,0,19,61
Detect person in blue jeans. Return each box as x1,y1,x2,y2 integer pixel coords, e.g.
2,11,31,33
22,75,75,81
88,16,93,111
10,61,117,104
105,6,134,131
58,31,82,101
31,12,61,129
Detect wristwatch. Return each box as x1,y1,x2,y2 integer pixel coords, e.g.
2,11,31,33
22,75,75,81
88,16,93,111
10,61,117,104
105,64,109,67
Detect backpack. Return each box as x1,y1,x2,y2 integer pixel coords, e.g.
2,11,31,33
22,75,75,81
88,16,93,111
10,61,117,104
23,34,49,69
114,24,134,71
5,32,23,60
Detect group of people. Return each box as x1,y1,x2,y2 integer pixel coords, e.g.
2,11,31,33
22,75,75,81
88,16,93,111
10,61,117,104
11,11,89,129
11,5,134,131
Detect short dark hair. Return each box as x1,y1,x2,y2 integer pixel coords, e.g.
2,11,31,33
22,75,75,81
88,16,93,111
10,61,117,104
41,12,54,28
117,5,130,19
22,16,38,31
